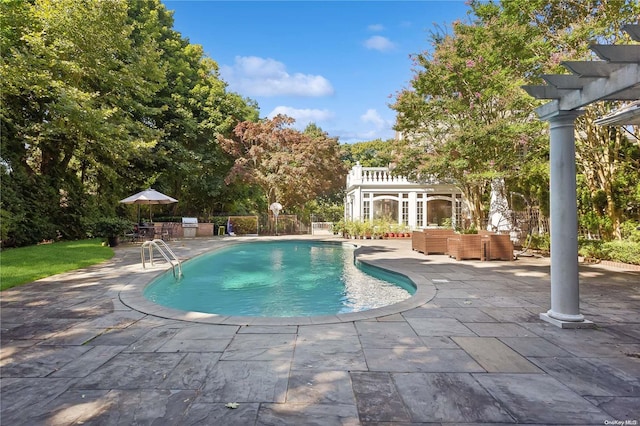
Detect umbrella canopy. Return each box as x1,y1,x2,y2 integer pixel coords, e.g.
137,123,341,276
120,188,178,222
120,188,178,205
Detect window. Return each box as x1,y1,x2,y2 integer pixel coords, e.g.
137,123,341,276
417,200,424,227
402,200,409,225
363,200,370,220
427,199,452,226
373,199,398,221
455,197,463,229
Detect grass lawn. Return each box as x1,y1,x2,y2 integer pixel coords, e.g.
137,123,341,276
0,239,114,291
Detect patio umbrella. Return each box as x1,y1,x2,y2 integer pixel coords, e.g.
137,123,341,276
119,188,178,223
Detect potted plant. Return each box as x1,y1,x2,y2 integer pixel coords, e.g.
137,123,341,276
352,221,364,239
372,218,386,239
331,219,347,238
92,217,134,247
362,221,373,239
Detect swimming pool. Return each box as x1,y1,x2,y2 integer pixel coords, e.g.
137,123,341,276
143,241,415,317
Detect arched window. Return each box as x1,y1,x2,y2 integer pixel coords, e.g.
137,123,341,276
373,199,398,221
427,199,452,226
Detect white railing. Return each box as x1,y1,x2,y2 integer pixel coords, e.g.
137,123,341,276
311,222,333,235
347,166,410,187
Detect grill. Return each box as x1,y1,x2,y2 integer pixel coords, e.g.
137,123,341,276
182,217,198,238
181,217,198,228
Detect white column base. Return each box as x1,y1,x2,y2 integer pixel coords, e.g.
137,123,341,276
540,312,595,329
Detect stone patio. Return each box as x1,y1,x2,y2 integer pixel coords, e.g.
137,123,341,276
1,236,639,425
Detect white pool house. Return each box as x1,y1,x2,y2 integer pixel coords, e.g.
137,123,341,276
344,162,465,230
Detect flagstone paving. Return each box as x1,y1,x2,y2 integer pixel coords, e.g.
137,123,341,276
1,236,639,425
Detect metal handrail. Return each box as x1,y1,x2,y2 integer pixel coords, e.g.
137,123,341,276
141,239,182,278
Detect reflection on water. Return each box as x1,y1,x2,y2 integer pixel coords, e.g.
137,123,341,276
144,241,414,317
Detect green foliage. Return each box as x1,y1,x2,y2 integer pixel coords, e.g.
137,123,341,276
598,241,640,266
229,216,258,235
341,139,397,168
620,221,640,243
579,239,640,266
529,234,551,252
0,0,258,247
331,219,347,236
304,198,345,224
578,239,603,259
0,171,59,247
372,218,390,238
90,217,134,238
0,239,114,290
338,219,405,238
391,9,547,228
391,0,639,235
460,225,478,235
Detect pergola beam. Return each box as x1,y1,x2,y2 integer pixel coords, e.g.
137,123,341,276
590,45,640,62
541,74,599,90
624,23,640,41
562,61,626,77
560,63,640,110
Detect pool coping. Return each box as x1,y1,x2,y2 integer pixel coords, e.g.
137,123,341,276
118,237,436,325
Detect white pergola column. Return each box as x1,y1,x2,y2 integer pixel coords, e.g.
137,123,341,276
353,188,362,221
408,191,417,229
539,110,593,328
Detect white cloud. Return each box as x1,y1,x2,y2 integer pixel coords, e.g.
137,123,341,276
267,106,334,128
368,24,385,32
364,35,396,52
220,56,334,97
328,109,395,143
336,128,395,144
360,109,386,128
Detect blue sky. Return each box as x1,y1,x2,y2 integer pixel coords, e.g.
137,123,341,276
162,1,472,143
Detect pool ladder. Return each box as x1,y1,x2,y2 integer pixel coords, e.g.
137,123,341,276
141,239,183,278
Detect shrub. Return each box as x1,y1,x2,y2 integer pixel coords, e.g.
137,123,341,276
579,239,640,265
600,241,640,265
153,216,183,223
229,216,258,234
331,219,347,236
90,217,134,238
209,216,230,229
620,220,640,243
578,239,603,259
529,233,550,252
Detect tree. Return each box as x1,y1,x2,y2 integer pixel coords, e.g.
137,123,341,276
118,1,260,219
1,0,165,244
218,115,347,214
576,106,640,238
479,0,640,239
340,139,397,168
391,8,547,228
0,0,259,246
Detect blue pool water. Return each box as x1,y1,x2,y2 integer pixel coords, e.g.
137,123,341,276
144,241,415,317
